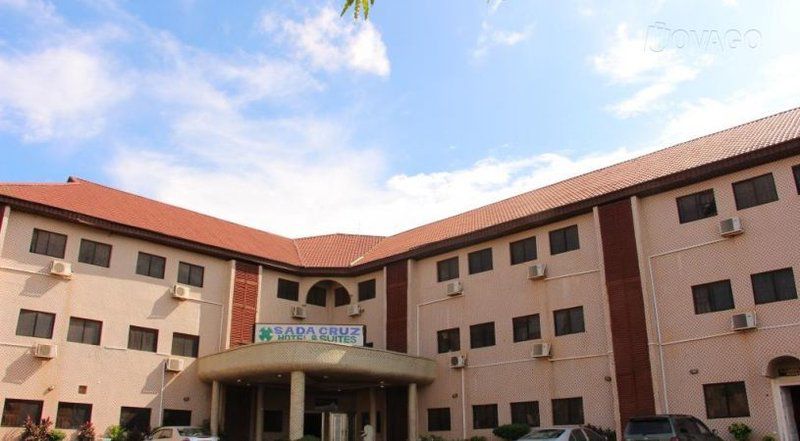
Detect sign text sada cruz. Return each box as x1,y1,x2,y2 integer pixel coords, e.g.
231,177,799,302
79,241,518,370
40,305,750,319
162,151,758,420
254,324,365,346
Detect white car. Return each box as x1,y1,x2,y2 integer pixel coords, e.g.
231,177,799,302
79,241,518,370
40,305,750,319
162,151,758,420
519,427,607,441
147,426,219,441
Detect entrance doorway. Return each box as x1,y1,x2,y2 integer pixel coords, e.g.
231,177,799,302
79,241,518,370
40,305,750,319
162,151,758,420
305,413,323,437
791,387,800,439
224,386,252,441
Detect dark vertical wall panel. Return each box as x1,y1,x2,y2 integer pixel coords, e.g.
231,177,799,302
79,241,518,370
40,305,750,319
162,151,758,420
229,261,259,348
598,199,656,426
385,260,408,353
385,386,408,441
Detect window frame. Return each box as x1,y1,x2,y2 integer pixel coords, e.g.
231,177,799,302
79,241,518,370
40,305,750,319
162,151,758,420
512,314,541,342
703,381,750,419
793,164,800,194
16,309,56,339
469,322,496,349
136,252,166,279
676,189,718,224
1,399,44,427
752,268,798,305
162,409,191,426
78,238,112,267
56,402,92,429
177,261,204,288
437,257,459,282
307,286,327,307
510,236,537,265
119,406,152,434
171,332,199,358
510,401,540,427
553,306,585,337
128,326,159,353
29,228,67,258
67,317,102,345
334,287,351,307
472,404,498,430
549,225,580,255
732,173,779,210
552,397,584,425
277,278,300,301
468,248,494,275
437,328,461,354
427,407,451,432
358,279,377,301
691,280,735,314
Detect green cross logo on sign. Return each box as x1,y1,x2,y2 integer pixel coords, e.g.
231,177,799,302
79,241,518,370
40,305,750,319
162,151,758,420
258,327,274,342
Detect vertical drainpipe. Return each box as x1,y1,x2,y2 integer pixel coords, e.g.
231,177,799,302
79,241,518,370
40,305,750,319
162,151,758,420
0,205,9,257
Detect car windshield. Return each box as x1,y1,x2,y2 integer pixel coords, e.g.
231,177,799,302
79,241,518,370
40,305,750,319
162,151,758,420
626,419,673,435
521,429,566,440
178,428,209,436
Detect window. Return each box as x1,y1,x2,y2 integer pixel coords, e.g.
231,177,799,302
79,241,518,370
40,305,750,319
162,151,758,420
510,236,537,265
549,225,580,255
78,239,112,267
676,189,717,223
277,279,299,301
510,401,539,427
264,410,282,432
16,309,55,339
307,286,327,306
469,322,495,349
552,397,584,425
437,328,461,353
513,314,541,342
554,307,585,336
2,400,43,427
437,257,459,282
794,165,800,194
178,262,204,287
468,248,493,274
358,279,377,301
703,382,749,418
29,228,67,258
67,317,102,345
120,407,151,433
56,402,92,429
334,287,350,306
428,408,451,431
128,326,158,352
752,268,797,304
692,280,735,314
171,333,199,357
136,252,166,279
162,409,191,426
733,173,779,210
472,404,498,430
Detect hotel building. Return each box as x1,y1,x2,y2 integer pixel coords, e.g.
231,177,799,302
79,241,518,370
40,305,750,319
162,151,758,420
0,109,799,440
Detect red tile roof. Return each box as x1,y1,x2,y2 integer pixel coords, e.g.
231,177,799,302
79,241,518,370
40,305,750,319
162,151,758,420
1,107,799,270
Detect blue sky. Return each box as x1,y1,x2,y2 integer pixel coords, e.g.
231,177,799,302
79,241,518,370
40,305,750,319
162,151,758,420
1,0,799,236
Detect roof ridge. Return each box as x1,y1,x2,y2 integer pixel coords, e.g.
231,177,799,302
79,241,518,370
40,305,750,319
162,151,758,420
295,233,386,240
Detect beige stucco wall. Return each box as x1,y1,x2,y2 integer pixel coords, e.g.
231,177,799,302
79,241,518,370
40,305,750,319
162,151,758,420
636,154,800,438
409,212,617,438
0,210,231,438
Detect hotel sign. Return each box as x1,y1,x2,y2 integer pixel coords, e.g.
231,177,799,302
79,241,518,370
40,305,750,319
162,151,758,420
254,324,365,346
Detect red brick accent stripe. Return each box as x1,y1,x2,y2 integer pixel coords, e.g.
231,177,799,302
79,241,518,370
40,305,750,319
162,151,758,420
385,260,408,353
598,199,656,426
229,261,259,348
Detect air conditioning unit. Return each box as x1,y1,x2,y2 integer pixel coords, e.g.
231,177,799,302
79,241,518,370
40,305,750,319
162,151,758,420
531,342,551,358
719,217,743,237
731,312,757,331
50,260,72,278
527,263,547,280
172,284,191,300
33,343,57,359
450,355,467,369
165,357,185,372
291,305,307,319
446,281,463,296
347,304,363,317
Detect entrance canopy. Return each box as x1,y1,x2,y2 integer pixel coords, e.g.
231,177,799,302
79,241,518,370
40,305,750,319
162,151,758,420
198,340,436,387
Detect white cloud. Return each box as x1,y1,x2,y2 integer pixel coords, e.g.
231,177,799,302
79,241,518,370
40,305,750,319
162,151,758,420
0,45,130,141
473,21,533,61
262,7,390,77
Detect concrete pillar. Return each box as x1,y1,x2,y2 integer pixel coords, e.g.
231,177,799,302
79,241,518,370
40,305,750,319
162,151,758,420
210,381,220,436
290,371,306,439
408,383,418,441
255,385,265,441
369,387,377,429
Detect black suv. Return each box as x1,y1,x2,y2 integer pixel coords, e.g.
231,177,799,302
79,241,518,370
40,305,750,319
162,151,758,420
624,415,722,441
